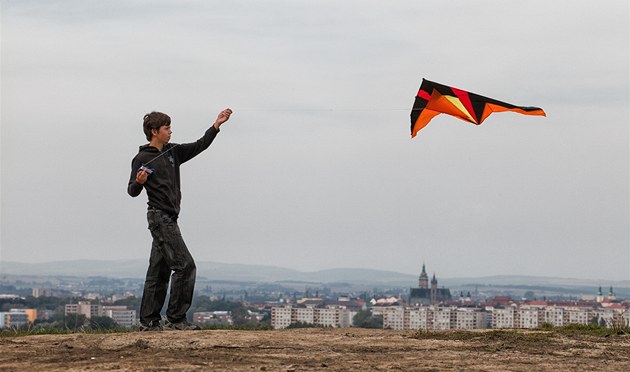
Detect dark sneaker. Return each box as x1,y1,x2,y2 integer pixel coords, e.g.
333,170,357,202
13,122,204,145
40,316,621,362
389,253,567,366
138,321,163,332
164,320,201,331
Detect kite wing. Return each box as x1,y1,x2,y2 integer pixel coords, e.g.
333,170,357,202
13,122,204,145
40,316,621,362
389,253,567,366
410,78,546,138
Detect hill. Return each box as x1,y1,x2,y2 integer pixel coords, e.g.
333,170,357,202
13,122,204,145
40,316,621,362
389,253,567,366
0,259,417,286
0,328,629,371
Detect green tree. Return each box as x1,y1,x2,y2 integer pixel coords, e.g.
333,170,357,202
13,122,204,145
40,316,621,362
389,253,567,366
1,298,26,311
523,291,535,301
64,314,87,329
25,296,77,311
353,309,383,329
190,296,247,313
89,316,119,330
113,297,142,313
231,307,250,326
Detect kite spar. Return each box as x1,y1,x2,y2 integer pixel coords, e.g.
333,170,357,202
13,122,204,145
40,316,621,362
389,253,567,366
410,79,546,138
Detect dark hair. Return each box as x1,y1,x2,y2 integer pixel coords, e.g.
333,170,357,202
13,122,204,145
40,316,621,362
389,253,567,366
143,112,171,141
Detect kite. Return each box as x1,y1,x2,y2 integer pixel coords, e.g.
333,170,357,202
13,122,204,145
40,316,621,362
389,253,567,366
410,78,546,138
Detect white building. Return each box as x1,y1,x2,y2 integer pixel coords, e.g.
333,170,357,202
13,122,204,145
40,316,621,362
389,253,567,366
103,306,137,328
317,307,340,327
273,302,628,330
381,306,486,330
518,307,542,329
566,308,591,325
65,301,103,319
65,302,137,328
591,307,627,328
294,307,315,324
193,311,233,325
407,307,432,330
271,306,292,329
456,308,486,330
431,307,451,330
544,306,565,327
382,306,405,330
492,307,516,328
271,305,352,329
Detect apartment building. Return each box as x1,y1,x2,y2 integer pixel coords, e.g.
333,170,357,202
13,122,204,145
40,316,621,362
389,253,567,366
103,306,137,328
294,306,316,324
592,307,630,327
65,301,103,319
433,307,456,330
491,307,515,329
271,305,353,329
381,306,486,330
381,306,405,330
65,302,137,328
491,306,545,329
567,307,591,325
489,304,629,329
456,308,487,329
407,306,432,329
382,303,628,330
193,311,233,325
544,306,565,327
0,310,30,328
271,306,293,329
519,307,543,329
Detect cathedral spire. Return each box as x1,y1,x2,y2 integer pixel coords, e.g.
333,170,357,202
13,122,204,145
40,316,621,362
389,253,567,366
419,262,429,289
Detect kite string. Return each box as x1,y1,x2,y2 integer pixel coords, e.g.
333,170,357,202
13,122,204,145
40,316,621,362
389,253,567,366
142,107,416,166
142,143,180,167
235,108,414,112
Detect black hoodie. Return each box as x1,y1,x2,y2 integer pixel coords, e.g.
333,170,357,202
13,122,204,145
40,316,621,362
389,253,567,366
127,126,219,218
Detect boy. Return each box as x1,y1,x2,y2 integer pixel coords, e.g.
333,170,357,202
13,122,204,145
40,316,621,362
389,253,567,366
128,108,232,331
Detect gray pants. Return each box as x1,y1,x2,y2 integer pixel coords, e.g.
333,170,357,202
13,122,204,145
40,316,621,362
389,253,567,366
139,209,196,325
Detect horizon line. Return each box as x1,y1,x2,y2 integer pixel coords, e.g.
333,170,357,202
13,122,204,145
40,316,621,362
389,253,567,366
1,258,628,283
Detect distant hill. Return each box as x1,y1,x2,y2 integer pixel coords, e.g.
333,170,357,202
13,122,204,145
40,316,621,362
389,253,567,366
439,275,630,289
0,260,416,286
1,260,628,290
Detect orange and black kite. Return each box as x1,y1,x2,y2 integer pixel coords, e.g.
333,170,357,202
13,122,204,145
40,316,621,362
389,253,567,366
410,79,546,138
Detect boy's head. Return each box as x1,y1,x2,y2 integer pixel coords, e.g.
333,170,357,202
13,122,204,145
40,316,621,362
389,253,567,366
143,112,171,141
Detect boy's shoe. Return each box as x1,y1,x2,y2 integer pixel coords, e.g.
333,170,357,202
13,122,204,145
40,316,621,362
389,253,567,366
164,320,201,331
138,320,163,332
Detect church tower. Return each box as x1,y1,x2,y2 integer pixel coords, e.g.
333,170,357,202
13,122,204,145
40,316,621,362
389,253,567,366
409,263,452,306
609,286,616,300
419,263,429,289
430,273,438,304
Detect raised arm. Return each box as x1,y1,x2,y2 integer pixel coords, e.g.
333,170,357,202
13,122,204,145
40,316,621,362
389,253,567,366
178,108,233,164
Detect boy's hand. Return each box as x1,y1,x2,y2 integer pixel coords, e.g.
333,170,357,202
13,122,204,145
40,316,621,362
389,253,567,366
213,108,233,129
136,168,149,185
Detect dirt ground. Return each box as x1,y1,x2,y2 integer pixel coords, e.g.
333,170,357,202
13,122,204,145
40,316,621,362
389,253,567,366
1,328,629,371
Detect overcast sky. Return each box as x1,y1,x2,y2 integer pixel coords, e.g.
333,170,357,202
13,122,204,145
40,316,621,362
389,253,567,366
1,0,628,281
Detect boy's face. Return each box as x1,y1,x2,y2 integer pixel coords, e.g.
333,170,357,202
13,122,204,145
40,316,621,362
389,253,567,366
152,125,172,144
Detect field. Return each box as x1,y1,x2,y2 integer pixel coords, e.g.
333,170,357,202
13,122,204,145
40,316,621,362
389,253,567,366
1,328,629,371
